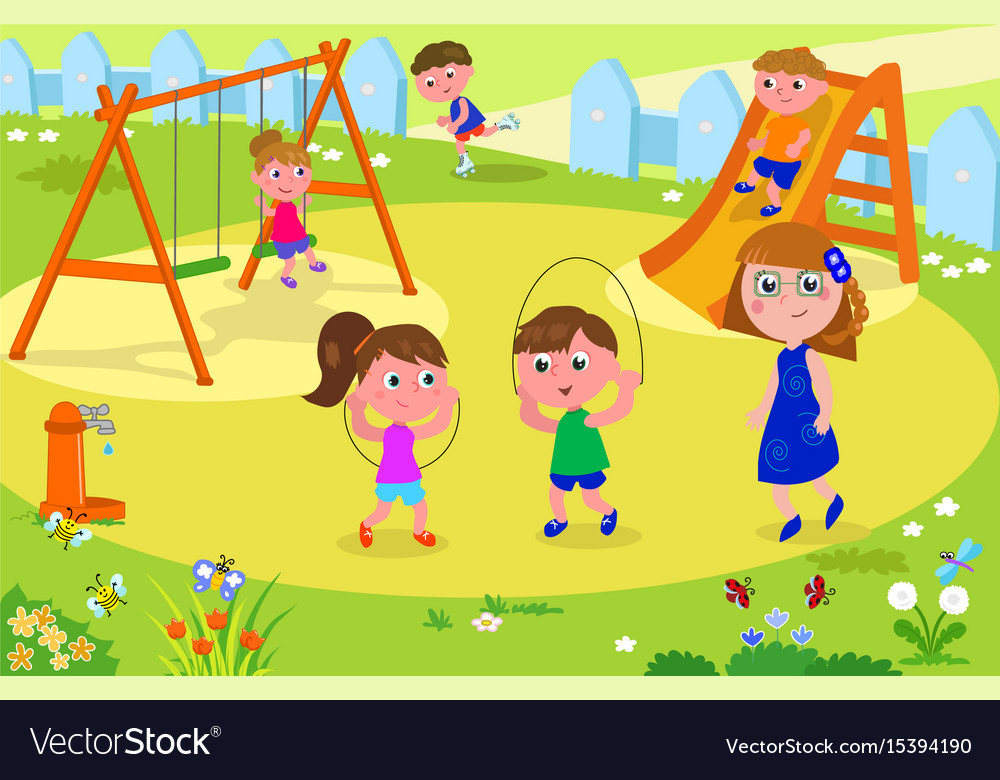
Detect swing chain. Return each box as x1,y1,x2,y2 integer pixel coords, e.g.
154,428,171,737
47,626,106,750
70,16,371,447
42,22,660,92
173,90,179,278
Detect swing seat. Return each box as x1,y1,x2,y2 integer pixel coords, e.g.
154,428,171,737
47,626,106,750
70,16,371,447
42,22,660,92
173,255,231,280
250,234,317,259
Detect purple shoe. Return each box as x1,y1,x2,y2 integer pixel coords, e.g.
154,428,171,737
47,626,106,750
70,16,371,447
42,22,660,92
281,276,297,289
309,261,327,272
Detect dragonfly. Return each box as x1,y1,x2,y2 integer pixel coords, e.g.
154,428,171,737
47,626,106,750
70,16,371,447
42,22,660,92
935,537,983,585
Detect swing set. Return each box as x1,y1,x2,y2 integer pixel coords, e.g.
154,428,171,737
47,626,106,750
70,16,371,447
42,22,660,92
8,38,416,386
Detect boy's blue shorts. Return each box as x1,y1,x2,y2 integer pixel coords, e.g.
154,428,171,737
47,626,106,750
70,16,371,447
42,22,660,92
273,236,311,260
375,480,426,506
550,471,607,491
753,157,802,190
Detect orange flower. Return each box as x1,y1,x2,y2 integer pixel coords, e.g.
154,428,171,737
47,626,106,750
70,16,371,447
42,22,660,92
7,606,37,638
205,609,228,630
38,624,67,652
32,605,56,629
191,636,214,655
165,618,186,639
68,636,96,662
240,629,266,651
7,642,33,671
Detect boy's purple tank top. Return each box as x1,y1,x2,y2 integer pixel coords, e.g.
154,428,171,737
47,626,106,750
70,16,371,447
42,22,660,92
271,201,307,243
377,424,421,483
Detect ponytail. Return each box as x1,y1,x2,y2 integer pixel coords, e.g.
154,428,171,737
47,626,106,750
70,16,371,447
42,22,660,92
303,312,375,407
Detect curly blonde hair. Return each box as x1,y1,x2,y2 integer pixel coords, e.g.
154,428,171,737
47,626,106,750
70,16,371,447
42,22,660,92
753,48,826,80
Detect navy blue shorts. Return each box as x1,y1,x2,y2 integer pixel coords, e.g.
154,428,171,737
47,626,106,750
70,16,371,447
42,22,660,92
550,471,607,491
273,236,311,260
753,157,802,190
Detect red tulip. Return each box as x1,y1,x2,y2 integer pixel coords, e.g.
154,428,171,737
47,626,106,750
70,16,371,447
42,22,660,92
192,636,214,655
205,609,228,630
240,629,266,651
165,618,186,639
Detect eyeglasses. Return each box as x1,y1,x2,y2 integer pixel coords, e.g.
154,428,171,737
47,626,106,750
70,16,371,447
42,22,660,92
753,269,824,297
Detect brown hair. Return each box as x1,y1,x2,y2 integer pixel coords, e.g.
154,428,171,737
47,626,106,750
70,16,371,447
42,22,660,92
753,48,826,80
410,41,472,76
303,312,449,407
514,306,618,357
249,128,311,172
722,222,869,361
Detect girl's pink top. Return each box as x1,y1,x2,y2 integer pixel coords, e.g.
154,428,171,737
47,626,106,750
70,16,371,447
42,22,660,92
271,201,307,243
376,424,421,484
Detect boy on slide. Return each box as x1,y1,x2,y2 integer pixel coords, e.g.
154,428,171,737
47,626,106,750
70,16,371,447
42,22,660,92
411,41,521,177
734,48,829,217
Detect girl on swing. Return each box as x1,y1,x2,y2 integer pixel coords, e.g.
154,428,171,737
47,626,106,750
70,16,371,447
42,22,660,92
249,129,325,289
724,222,869,542
303,312,460,549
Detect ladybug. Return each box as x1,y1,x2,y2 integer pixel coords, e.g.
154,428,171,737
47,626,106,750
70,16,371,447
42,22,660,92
805,575,836,609
724,577,755,610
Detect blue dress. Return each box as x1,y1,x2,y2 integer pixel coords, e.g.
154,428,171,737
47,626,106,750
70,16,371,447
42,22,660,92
758,344,839,485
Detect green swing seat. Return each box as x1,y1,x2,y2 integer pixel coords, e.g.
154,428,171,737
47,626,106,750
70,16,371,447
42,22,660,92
250,234,318,259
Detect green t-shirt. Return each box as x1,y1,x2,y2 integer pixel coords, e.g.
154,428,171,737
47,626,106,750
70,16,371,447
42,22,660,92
550,409,610,476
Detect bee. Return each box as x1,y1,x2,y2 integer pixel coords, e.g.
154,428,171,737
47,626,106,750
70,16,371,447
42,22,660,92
193,554,245,601
86,573,127,618
43,507,93,551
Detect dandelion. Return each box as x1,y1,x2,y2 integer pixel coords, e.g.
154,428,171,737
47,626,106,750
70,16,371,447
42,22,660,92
7,642,33,671
471,612,503,633
68,636,95,662
941,265,963,279
50,652,70,671
887,581,918,611
7,606,38,637
934,497,960,517
902,521,924,537
661,189,684,203
37,128,60,143
920,251,943,265
938,585,969,616
32,605,56,629
306,142,322,153
38,624,67,652
614,636,637,653
6,128,29,142
965,257,991,274
369,152,391,168
323,148,344,161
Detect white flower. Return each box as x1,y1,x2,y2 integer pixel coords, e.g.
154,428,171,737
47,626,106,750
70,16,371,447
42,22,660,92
6,128,28,142
965,257,991,274
369,152,391,168
123,128,134,138
938,585,969,616
322,148,343,161
934,497,960,517
471,612,503,633
38,129,60,143
614,636,637,653
661,189,684,203
195,563,213,579
887,581,918,611
921,251,943,265
941,265,963,279
306,142,322,153
902,521,924,537
224,572,243,589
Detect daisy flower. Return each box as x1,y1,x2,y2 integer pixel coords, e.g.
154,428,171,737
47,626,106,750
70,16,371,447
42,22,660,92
941,265,963,279
6,128,29,142
38,128,60,143
965,257,991,274
322,148,343,161
369,153,391,168
661,189,684,203
471,612,503,633
902,521,924,537
920,252,943,265
614,636,637,652
934,497,960,517
307,142,322,153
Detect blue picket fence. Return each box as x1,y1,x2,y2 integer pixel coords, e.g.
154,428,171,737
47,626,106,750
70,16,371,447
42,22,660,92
0,30,408,137
571,59,1000,251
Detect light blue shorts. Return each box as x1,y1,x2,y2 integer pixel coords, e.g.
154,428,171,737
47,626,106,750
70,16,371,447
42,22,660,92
375,480,425,506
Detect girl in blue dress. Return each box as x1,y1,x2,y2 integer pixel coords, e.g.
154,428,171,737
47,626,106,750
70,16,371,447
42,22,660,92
723,222,869,541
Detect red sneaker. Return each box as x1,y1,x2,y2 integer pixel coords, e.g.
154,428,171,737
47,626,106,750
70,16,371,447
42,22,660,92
413,530,436,547
360,521,374,548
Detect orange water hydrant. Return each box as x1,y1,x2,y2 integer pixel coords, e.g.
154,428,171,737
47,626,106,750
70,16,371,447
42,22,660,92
40,402,125,523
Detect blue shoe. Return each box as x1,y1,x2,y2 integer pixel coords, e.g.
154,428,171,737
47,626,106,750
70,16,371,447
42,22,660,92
600,508,618,536
760,205,782,217
826,495,844,530
734,182,756,193
543,519,568,538
779,514,801,542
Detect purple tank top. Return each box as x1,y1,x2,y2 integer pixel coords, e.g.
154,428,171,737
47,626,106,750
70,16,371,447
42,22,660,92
377,425,421,483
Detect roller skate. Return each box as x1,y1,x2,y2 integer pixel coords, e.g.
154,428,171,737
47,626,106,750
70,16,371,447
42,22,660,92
495,112,521,131
456,152,476,178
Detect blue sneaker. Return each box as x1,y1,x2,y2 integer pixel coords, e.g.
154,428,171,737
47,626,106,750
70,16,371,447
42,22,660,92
600,509,618,536
826,494,844,529
734,182,756,193
760,205,782,217
779,514,801,542
543,519,568,538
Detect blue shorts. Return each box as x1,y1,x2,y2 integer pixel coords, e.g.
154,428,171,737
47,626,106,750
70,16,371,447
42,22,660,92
375,480,425,506
753,157,802,190
273,236,311,260
550,471,607,491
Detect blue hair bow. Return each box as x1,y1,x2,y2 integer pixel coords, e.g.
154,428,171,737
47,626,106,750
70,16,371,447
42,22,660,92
824,246,851,283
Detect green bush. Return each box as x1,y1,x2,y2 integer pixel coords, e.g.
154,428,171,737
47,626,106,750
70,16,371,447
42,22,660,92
726,641,819,676
645,650,719,676
805,652,902,676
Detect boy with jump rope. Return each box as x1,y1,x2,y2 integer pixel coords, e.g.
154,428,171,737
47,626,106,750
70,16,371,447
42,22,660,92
411,41,521,177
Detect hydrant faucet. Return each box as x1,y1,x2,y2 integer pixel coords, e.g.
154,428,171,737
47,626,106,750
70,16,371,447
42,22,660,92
78,403,116,435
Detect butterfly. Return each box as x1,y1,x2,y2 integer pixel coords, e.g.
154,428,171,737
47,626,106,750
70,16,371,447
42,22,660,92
935,538,983,585
193,554,246,601
724,577,755,610
805,575,835,609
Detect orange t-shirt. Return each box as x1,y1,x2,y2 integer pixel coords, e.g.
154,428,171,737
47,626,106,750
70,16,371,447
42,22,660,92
761,116,810,162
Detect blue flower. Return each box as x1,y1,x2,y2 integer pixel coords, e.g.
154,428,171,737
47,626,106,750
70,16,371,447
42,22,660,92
741,627,765,648
764,608,789,629
790,625,814,646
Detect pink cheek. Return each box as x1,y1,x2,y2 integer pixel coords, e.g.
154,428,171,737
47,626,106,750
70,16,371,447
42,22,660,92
819,288,831,301
375,391,385,400
751,300,765,315
433,388,441,396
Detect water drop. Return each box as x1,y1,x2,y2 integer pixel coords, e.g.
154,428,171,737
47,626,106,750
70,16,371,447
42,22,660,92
103,441,114,456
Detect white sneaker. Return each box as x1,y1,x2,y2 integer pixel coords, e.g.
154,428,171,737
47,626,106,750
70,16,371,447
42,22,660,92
495,112,520,131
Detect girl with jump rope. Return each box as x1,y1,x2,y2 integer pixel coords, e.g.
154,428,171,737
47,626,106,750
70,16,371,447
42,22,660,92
303,312,459,548
249,129,326,290
723,222,869,542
